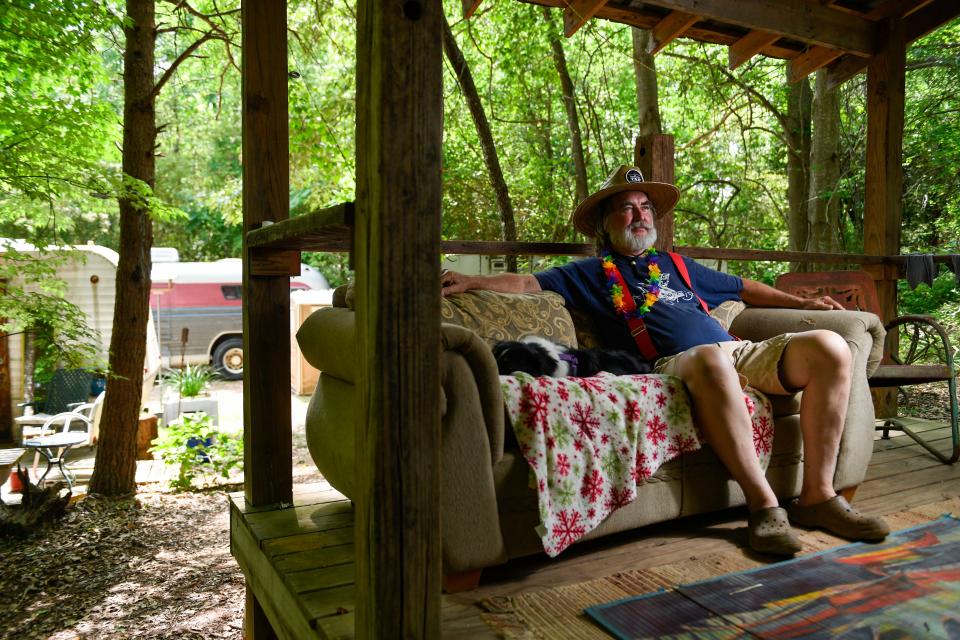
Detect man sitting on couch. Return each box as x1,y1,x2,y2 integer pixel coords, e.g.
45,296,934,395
441,164,889,555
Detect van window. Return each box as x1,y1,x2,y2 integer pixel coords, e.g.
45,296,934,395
222,285,242,300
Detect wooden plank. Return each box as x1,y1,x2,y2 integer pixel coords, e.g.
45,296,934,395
827,0,960,88
638,0,875,56
241,0,293,510
441,240,593,256
354,0,443,636
563,0,608,37
245,500,353,541
301,584,356,621
265,527,355,557
648,10,700,55
230,483,339,516
288,561,356,593
788,45,843,83
274,543,355,573
635,134,675,251
728,29,781,70
866,0,934,20
315,612,355,640
231,505,322,640
246,203,354,251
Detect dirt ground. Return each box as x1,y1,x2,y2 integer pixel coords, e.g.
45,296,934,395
0,382,953,639
0,381,319,640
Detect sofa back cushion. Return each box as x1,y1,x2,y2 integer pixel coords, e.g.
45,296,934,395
333,282,578,348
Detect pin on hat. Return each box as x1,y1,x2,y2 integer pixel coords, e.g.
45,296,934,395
571,165,680,237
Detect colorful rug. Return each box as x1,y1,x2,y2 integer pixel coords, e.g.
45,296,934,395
586,515,960,639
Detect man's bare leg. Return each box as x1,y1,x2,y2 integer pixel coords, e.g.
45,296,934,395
780,330,890,539
673,344,778,512
779,330,851,506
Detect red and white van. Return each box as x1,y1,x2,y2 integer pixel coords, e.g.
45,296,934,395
150,249,329,379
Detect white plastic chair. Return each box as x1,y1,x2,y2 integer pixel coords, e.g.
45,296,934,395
24,392,105,483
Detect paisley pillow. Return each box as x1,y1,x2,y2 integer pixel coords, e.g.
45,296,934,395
332,283,578,348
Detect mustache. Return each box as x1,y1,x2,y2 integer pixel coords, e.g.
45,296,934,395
628,222,654,231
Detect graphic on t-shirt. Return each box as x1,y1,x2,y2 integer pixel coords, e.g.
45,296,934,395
633,273,694,305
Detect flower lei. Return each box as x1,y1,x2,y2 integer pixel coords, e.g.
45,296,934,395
602,250,662,318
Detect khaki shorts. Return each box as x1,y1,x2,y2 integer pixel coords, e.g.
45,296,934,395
653,334,796,395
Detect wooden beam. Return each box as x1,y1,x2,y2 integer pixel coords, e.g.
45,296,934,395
529,0,806,60
864,17,906,325
638,0,875,56
563,0,607,37
648,10,700,55
462,0,481,19
788,45,843,83
635,134,675,250
246,202,354,252
728,29,780,70
355,0,442,636
241,0,292,509
0,280,9,444
827,0,960,88
866,0,933,20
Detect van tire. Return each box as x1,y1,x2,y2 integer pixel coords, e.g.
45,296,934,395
213,338,244,380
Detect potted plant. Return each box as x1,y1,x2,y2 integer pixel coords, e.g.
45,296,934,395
162,364,219,424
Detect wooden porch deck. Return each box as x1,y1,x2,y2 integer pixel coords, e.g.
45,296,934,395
230,419,960,639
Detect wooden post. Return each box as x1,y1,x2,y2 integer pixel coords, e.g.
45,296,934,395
635,134,676,250
355,0,442,637
241,2,293,636
0,280,10,443
241,0,293,508
864,18,906,323
864,17,906,418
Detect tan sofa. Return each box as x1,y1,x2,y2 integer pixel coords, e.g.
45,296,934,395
297,287,886,582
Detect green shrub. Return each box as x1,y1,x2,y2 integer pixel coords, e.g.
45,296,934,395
163,364,216,398
150,413,243,491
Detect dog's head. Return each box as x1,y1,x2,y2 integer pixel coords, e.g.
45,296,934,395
492,340,558,377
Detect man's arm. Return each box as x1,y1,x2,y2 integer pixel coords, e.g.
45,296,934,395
740,278,844,310
441,270,541,296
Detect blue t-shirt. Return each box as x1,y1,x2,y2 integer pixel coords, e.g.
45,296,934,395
534,252,743,358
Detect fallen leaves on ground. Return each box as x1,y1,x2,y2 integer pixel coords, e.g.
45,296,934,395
0,489,245,639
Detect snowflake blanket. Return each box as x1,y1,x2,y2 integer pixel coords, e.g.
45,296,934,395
500,372,775,557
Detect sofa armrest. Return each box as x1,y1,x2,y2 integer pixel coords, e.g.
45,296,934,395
729,308,886,376
297,307,506,464
440,324,506,465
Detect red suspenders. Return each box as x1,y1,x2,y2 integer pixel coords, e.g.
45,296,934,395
611,251,709,361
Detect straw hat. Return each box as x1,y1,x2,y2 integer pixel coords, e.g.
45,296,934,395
571,165,680,237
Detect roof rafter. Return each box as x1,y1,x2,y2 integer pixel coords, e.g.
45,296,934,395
638,0,875,56
648,10,701,55
788,45,844,83
727,29,781,70
563,0,608,37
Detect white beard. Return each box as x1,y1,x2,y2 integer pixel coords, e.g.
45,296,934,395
607,223,658,256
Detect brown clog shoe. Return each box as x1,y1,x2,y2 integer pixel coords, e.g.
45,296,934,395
787,495,890,541
748,507,802,556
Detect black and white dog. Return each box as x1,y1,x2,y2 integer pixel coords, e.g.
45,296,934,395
492,335,652,378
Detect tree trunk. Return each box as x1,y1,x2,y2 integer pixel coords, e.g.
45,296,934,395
89,0,155,496
22,331,35,407
632,29,662,137
441,14,518,271
543,7,588,205
785,67,812,270
806,68,842,270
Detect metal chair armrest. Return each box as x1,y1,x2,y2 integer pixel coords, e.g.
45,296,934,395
885,314,956,372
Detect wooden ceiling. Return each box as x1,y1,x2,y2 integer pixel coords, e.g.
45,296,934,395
464,0,960,86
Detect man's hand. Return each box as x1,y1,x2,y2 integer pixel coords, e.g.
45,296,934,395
441,269,474,296
797,295,845,311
